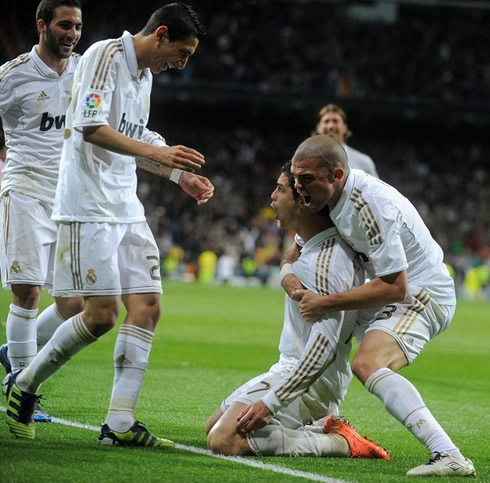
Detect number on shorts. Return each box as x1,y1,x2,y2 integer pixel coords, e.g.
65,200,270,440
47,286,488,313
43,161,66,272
375,304,397,320
146,255,161,281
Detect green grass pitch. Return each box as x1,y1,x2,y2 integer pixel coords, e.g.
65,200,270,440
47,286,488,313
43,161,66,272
0,282,488,482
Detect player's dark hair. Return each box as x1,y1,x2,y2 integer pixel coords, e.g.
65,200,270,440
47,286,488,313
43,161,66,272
142,3,206,40
36,0,81,27
280,160,299,200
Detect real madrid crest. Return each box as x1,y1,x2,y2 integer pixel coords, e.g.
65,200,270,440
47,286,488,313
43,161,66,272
10,260,21,274
86,268,97,285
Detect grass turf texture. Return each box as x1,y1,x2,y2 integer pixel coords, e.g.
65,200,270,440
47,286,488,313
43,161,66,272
0,281,488,482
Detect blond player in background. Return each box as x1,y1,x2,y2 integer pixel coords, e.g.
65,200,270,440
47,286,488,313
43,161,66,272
315,103,378,177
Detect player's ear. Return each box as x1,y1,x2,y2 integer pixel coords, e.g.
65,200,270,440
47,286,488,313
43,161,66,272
332,166,344,181
37,19,47,35
155,26,168,46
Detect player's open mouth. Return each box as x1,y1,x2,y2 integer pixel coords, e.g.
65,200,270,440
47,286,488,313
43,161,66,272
303,195,312,207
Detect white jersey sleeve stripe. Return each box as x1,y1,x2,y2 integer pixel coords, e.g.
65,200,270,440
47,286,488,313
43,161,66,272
315,239,335,296
351,188,383,246
91,41,123,90
0,54,30,81
275,334,330,400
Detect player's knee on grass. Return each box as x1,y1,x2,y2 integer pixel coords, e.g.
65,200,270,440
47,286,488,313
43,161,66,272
205,407,224,435
207,425,248,456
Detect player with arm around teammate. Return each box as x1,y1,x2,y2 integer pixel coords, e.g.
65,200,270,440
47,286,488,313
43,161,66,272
4,3,213,445
0,0,85,422
287,134,475,477
206,162,389,460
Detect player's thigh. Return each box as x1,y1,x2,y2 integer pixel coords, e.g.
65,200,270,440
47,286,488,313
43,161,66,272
0,191,56,287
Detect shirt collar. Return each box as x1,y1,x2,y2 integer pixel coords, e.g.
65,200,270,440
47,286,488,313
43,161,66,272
332,169,356,217
30,44,75,78
302,227,338,253
121,30,149,81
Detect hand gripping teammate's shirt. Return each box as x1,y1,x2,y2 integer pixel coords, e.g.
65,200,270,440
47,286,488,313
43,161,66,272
261,227,365,416
53,31,166,223
0,46,79,203
329,169,456,306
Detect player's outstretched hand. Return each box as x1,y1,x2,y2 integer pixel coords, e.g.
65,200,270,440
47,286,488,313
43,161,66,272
236,400,273,433
179,172,215,205
295,289,328,322
153,145,205,171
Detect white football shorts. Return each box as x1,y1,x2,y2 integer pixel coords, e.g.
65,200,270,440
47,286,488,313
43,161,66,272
221,365,340,429
0,191,57,289
52,221,162,296
356,287,456,364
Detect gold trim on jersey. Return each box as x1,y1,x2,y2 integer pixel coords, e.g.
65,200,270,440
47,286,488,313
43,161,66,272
393,289,431,337
70,222,83,290
0,53,30,81
315,238,335,296
275,333,330,401
119,324,154,344
91,40,123,90
350,187,383,246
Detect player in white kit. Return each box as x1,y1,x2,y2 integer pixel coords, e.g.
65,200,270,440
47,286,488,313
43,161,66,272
5,3,214,446
287,134,475,477
206,162,389,460
0,0,84,422
315,104,378,178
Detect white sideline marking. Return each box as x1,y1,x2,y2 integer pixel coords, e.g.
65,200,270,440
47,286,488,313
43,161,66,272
1,408,352,483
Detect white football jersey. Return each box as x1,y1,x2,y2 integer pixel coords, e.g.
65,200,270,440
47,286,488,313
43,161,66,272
0,46,79,203
53,31,166,223
261,227,364,414
330,169,456,305
344,144,378,178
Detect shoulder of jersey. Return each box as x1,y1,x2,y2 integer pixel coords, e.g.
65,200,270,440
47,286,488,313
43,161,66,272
0,52,31,82
85,39,124,90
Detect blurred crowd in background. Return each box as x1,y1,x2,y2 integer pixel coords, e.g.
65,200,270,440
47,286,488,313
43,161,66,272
1,0,488,298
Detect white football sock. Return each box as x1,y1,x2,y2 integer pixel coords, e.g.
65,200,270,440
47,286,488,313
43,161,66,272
105,325,154,433
36,303,66,349
18,313,97,394
247,423,349,457
365,367,463,459
6,304,38,371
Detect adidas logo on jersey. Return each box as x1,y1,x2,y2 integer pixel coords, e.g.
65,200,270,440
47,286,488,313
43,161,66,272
37,91,50,102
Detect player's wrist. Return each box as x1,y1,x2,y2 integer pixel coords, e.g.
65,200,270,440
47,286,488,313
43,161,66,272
279,263,293,284
170,168,183,184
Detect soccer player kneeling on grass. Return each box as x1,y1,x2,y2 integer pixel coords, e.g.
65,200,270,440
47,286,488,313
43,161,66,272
206,162,389,461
